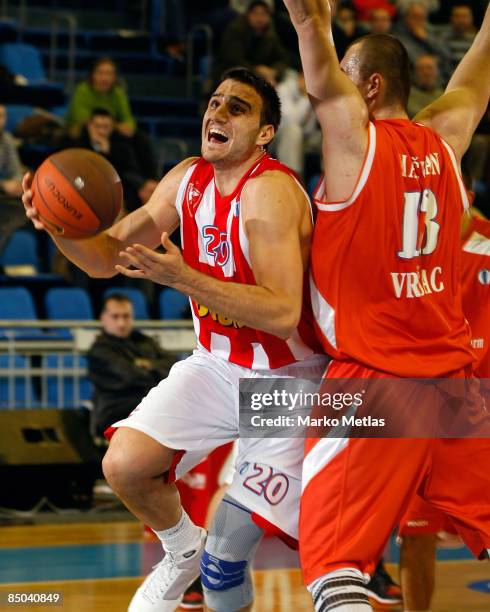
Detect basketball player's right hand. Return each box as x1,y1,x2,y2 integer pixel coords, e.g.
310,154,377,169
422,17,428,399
22,172,46,231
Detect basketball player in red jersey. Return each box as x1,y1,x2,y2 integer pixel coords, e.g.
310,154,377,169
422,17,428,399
399,212,490,612
283,0,490,610
22,67,327,611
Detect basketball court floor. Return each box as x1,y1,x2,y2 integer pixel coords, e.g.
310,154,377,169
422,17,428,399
0,521,489,611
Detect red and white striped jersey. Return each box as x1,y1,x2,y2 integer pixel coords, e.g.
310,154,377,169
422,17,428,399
175,153,322,370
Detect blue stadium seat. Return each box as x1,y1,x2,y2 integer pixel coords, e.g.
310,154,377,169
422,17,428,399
0,230,40,273
0,287,41,338
5,105,34,133
103,287,150,320
45,287,94,339
159,288,190,320
0,43,46,83
0,355,36,408
43,354,92,408
45,287,94,320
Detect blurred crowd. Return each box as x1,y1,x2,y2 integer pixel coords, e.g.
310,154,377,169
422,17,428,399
1,0,489,226
203,0,490,207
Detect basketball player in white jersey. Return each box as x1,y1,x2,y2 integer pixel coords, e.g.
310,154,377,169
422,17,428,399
22,67,327,611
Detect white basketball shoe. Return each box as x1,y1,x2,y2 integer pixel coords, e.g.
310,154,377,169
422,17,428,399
128,528,207,612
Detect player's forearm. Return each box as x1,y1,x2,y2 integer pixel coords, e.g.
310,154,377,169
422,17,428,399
284,1,340,101
175,266,300,340
51,232,122,278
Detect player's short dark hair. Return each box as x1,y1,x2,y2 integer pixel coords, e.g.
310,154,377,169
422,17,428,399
90,107,113,120
218,67,281,132
101,293,132,312
352,34,411,108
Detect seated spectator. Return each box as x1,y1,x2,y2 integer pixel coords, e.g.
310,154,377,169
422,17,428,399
369,7,394,33
87,293,175,436
0,105,27,254
396,0,439,14
77,108,158,211
0,105,22,199
65,57,158,182
335,2,367,48
273,70,321,178
213,0,291,85
231,0,273,12
407,54,444,117
352,0,396,22
441,4,477,72
395,1,450,81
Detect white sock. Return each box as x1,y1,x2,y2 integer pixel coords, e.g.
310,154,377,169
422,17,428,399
309,568,372,611
153,510,202,554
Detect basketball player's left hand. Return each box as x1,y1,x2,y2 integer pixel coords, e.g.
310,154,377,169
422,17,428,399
115,232,187,286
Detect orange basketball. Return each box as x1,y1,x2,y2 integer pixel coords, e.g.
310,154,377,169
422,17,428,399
31,148,123,240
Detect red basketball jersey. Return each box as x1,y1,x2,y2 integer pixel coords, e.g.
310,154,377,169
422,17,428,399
461,217,490,378
175,153,322,369
311,119,474,376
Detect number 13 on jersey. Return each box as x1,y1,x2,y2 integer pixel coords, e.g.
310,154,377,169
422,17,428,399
398,189,440,260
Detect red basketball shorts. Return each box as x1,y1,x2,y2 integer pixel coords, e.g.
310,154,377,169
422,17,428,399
299,359,490,586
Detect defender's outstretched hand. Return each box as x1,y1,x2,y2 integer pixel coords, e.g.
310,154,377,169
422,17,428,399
22,173,47,232
116,232,187,286
282,0,331,26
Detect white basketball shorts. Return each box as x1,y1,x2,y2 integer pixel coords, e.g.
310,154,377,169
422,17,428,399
112,348,327,538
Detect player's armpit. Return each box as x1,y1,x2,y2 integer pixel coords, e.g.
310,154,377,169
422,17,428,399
414,90,482,162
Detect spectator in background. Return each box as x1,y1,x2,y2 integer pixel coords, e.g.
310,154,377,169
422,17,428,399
230,0,273,11
87,293,175,436
65,57,159,182
66,58,135,139
407,54,444,117
442,4,477,72
395,2,450,80
77,108,158,211
0,104,27,254
352,0,396,22
369,7,394,33
214,1,291,85
0,105,22,199
273,71,321,178
335,3,367,49
396,0,439,15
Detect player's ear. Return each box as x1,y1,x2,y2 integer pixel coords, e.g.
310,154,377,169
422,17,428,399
256,124,275,147
366,72,382,102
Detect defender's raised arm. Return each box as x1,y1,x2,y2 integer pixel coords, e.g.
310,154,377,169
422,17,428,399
283,0,368,202
415,3,490,161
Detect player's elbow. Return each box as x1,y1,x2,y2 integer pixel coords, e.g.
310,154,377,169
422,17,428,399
86,262,118,279
271,303,301,340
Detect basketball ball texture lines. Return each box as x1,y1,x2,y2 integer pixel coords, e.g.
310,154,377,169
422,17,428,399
32,149,122,239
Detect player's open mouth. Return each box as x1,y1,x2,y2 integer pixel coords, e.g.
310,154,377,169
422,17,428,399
208,128,229,144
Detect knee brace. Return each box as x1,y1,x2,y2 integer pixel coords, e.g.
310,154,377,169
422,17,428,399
201,494,263,612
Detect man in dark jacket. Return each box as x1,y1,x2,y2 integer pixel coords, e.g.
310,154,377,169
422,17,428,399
87,293,175,435
77,108,158,211
214,0,292,84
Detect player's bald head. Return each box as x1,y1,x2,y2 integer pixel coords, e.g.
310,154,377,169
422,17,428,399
344,34,411,108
